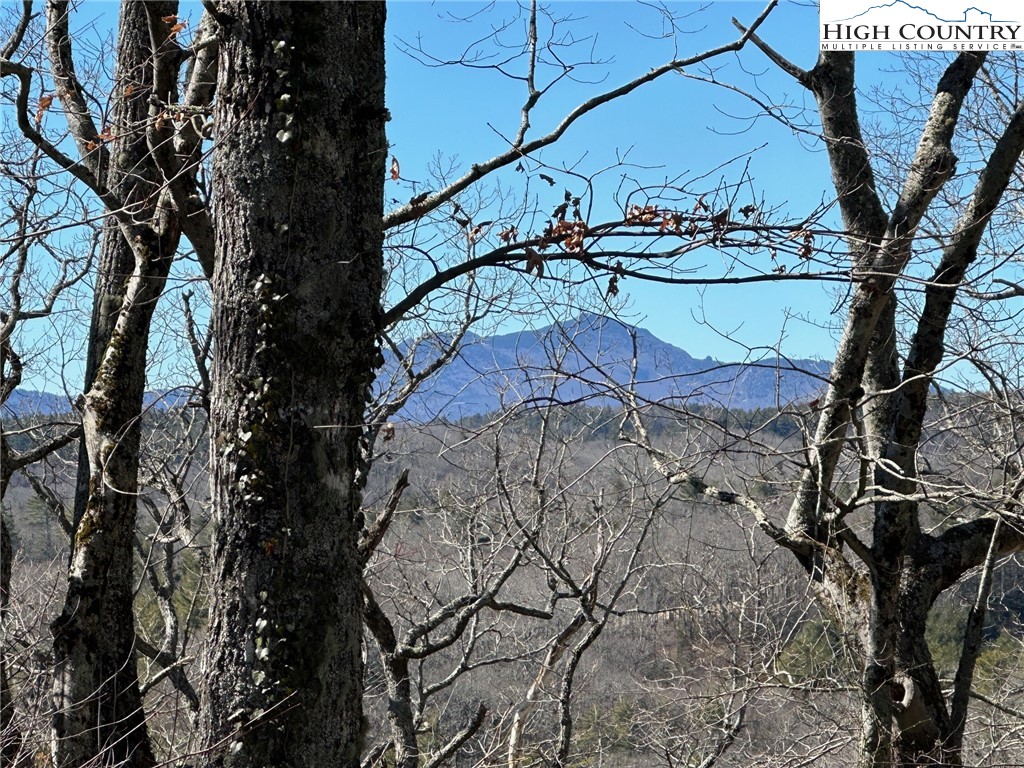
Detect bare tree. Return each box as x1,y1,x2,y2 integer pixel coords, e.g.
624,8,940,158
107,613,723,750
200,3,794,766
42,3,214,764
617,39,1024,766
0,87,91,768
1,0,215,763
3,3,837,767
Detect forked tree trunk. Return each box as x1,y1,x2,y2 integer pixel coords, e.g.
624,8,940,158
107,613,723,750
715,44,1024,767
201,4,387,766
49,3,178,766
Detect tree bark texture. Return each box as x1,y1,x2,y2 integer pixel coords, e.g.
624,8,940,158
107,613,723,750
1,466,17,765
49,3,180,766
740,49,1024,767
201,4,387,767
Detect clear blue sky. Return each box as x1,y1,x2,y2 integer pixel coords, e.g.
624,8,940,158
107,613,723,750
385,1,848,362
14,1,914,394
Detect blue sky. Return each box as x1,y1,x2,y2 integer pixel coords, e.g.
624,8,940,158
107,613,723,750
385,1,846,362
9,1,922,394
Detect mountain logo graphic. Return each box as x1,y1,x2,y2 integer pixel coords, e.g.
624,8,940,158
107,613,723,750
829,2,1012,24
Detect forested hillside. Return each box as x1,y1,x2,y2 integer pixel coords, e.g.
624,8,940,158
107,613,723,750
4,2,1024,768
6,395,1024,766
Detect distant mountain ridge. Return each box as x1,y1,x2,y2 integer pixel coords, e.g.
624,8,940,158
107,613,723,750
5,315,830,422
2,388,193,418
381,312,830,422
2,389,72,416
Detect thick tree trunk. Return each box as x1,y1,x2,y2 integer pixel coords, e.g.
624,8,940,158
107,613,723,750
726,46,1024,767
49,4,177,766
886,571,952,767
201,4,387,767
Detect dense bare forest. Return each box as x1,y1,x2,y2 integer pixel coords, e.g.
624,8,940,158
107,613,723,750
4,2,1024,768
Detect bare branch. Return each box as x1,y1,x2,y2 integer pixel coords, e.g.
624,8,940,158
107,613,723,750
359,468,410,563
382,1,778,230
2,0,32,60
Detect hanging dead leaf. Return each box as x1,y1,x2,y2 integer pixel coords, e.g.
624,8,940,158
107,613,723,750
161,14,178,23
551,219,586,252
710,209,730,233
539,173,556,186
468,221,492,242
564,228,585,253
169,22,187,35
525,247,544,278
389,155,400,181
739,203,757,219
606,275,620,298
123,84,135,98
693,195,710,213
799,230,814,259
35,94,53,125
85,140,98,152
626,204,659,225
660,212,683,234
498,226,519,243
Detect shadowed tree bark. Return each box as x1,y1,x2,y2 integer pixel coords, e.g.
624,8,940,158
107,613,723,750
200,4,387,766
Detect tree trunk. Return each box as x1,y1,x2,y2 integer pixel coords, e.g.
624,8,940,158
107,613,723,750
1,464,18,765
49,3,178,766
716,45,1024,766
201,4,387,767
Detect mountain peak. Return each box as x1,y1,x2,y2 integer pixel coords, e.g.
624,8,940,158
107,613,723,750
378,316,828,421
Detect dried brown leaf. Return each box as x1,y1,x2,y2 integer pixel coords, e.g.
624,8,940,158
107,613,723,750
498,226,519,243
35,94,53,125
606,275,620,298
525,247,544,278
